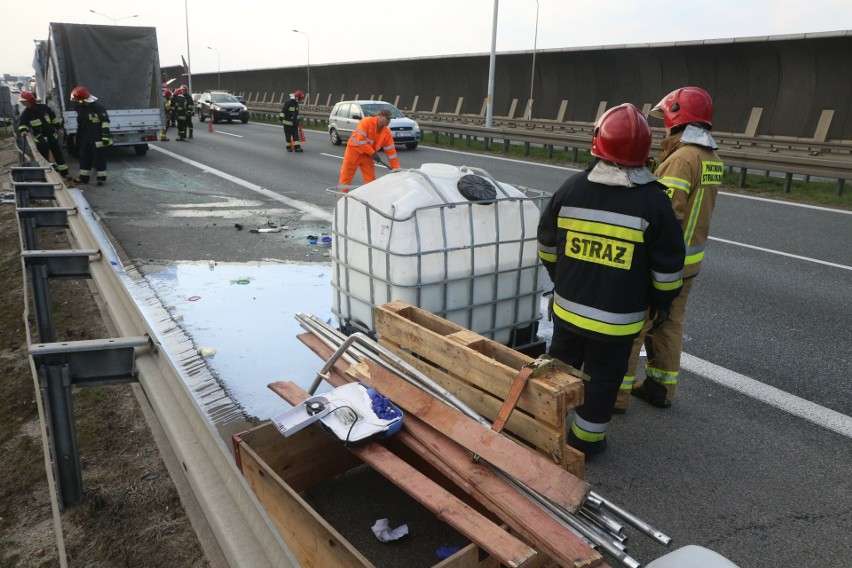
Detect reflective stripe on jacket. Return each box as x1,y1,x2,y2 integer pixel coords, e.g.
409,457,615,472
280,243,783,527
279,97,300,126
75,100,111,144
656,125,722,278
537,163,684,340
18,103,61,141
346,116,400,168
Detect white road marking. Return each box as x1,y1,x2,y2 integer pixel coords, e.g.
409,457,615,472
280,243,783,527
682,353,852,438
213,130,243,138
149,145,332,222
709,236,852,271
720,191,852,214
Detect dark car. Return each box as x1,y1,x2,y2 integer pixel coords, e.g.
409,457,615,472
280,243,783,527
197,91,249,124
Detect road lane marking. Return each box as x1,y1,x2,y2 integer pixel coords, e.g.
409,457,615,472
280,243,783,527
720,191,852,214
682,353,852,438
709,236,852,271
149,145,332,222
213,130,243,138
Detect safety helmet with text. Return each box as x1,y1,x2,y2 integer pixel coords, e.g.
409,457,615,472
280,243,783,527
590,103,652,167
70,86,91,103
294,90,305,100
650,86,713,129
19,91,37,106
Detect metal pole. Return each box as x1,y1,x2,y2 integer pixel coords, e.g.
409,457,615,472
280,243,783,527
527,0,539,120
184,0,193,94
293,30,310,102
485,0,499,129
207,47,220,90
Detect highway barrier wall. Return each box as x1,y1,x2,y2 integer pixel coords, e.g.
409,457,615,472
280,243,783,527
163,31,852,142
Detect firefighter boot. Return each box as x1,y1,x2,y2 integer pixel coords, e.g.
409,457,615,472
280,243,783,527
188,128,194,139
567,428,608,457
631,379,675,408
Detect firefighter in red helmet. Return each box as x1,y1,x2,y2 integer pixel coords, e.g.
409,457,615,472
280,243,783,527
171,86,193,141
70,86,112,185
279,90,304,152
17,91,70,178
616,87,723,412
537,103,685,456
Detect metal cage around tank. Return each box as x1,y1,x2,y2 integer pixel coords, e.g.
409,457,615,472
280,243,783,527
329,165,550,352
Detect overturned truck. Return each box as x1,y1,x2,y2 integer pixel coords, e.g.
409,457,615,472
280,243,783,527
33,22,164,156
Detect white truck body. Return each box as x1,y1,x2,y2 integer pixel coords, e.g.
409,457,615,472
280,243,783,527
34,22,165,155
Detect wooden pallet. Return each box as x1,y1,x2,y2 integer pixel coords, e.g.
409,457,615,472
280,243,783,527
374,301,586,477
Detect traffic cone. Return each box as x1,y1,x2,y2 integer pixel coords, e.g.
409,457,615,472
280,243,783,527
208,119,213,133
298,124,307,142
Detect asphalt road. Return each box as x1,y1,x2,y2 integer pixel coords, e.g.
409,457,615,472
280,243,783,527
77,121,852,568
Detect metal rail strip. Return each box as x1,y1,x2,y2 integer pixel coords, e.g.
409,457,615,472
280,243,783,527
13,143,299,568
250,104,851,188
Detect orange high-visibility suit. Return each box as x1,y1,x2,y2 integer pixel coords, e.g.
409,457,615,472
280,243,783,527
338,116,400,191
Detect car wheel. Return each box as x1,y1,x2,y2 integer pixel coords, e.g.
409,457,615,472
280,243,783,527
241,116,249,124
405,142,419,150
330,128,342,146
134,144,149,156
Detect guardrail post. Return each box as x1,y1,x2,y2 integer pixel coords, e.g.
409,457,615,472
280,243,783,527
22,250,99,342
17,207,74,250
572,148,579,162
837,179,845,196
30,336,149,508
738,168,748,187
784,173,794,193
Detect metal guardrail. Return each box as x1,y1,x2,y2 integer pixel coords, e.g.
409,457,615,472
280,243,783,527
12,138,299,568
249,102,849,195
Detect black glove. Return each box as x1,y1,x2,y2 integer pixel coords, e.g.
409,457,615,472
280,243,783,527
651,306,669,330
373,153,381,163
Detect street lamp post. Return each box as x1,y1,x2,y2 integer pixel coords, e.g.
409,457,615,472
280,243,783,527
292,29,310,104
207,46,220,90
88,9,139,24
527,0,539,120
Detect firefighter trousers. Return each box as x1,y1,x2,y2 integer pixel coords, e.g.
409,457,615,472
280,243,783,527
548,318,633,442
620,277,695,402
283,124,301,149
36,136,69,177
77,136,107,182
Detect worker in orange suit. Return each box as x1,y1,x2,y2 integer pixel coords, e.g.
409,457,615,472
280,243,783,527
338,108,400,192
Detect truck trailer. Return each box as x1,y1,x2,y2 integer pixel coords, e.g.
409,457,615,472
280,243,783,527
33,22,164,156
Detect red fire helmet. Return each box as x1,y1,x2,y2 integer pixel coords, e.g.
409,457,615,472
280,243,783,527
590,103,652,167
650,86,714,129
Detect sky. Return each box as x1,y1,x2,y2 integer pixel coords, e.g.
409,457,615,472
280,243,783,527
2,0,851,77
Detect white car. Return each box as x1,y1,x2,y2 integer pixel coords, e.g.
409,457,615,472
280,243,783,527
328,100,421,150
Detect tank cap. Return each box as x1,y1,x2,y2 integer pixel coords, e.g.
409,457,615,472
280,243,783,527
457,174,496,204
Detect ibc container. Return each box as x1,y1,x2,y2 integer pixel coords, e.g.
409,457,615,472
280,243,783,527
331,163,549,350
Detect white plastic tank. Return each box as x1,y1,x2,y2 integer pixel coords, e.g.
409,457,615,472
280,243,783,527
332,163,548,348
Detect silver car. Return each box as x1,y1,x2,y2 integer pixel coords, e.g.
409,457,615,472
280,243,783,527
328,100,421,150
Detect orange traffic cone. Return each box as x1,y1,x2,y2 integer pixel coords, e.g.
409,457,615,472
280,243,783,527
298,124,307,142
208,119,213,133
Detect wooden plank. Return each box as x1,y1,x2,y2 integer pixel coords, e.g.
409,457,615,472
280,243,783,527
291,333,606,568
237,436,375,568
235,421,360,493
375,302,584,426
344,358,590,513
273,381,539,568
379,338,566,459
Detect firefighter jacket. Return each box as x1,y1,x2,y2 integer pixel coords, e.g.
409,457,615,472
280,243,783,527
346,116,400,168
18,103,62,143
279,96,300,126
656,125,723,278
537,162,685,341
171,93,192,118
75,100,112,148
